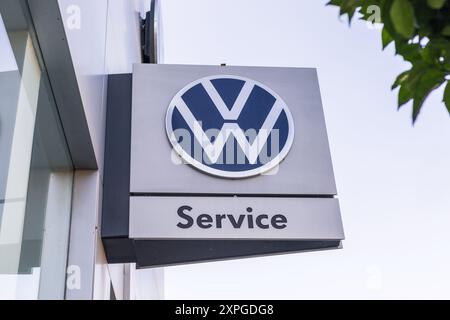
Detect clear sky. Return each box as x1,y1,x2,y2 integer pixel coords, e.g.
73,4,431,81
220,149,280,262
160,0,450,299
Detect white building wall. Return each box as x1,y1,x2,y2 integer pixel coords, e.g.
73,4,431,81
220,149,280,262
57,0,163,300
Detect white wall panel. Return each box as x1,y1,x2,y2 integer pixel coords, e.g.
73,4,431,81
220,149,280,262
58,0,109,300
106,0,143,74
65,171,100,300
59,0,163,300
58,0,108,170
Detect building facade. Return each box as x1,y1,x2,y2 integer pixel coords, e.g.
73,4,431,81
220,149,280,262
0,0,163,300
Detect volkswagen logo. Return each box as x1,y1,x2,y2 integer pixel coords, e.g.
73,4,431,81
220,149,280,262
166,75,295,178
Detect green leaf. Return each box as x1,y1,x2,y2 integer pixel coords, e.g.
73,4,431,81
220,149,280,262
331,0,362,23
398,85,413,108
427,0,446,9
444,81,450,115
326,0,450,123
392,70,410,90
404,63,427,92
411,69,446,122
390,0,416,38
442,25,450,37
381,0,402,39
382,28,394,49
327,0,344,6
395,42,422,62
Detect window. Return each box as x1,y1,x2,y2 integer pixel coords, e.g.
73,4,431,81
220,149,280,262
0,2,73,299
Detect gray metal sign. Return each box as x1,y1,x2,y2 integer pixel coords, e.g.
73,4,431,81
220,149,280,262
130,196,344,240
112,64,345,259
130,64,337,195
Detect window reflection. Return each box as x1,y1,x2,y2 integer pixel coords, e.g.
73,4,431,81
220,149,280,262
0,4,73,300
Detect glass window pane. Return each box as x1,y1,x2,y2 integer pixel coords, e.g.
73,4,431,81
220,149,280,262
0,3,74,300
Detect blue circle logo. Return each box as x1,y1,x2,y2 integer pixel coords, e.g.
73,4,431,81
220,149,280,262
166,75,295,178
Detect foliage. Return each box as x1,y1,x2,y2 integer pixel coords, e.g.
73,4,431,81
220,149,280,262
328,0,450,123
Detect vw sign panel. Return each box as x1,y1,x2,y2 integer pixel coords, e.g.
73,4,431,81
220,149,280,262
130,64,337,196
102,64,344,266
